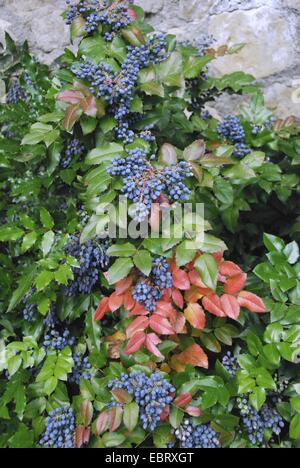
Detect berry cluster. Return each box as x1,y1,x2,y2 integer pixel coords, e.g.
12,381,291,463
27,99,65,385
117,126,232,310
69,352,95,385
21,288,37,322
61,138,85,169
132,256,172,312
173,418,221,449
64,234,110,296
65,1,133,34
73,32,168,143
217,114,251,159
221,352,239,377
39,406,75,449
107,149,192,222
238,397,285,446
43,329,75,352
108,371,175,431
6,82,27,105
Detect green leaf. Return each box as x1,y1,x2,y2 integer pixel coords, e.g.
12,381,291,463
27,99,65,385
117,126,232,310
78,36,106,62
158,51,184,87
107,243,136,257
55,264,74,285
133,250,152,276
7,355,22,377
35,270,54,291
0,226,24,242
196,234,227,253
291,396,300,413
290,414,300,439
123,402,139,432
8,265,37,312
153,424,174,448
249,387,266,411
44,376,58,396
176,241,196,267
86,143,123,165
169,406,184,429
107,258,134,284
40,208,54,229
21,231,37,253
284,241,300,264
9,424,34,448
102,433,126,448
263,233,285,253
195,253,218,290
41,231,55,256
183,140,206,162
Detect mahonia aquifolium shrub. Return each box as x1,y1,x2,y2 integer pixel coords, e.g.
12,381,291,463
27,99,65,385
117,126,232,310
1,0,300,449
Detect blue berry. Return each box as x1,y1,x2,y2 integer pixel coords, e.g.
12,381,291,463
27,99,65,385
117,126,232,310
174,418,221,448
43,329,75,352
39,406,75,449
108,371,175,431
64,233,110,296
221,352,239,377
69,353,95,385
61,138,85,168
21,288,37,322
6,82,27,104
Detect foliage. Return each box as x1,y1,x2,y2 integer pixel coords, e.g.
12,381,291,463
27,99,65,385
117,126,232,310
0,0,299,449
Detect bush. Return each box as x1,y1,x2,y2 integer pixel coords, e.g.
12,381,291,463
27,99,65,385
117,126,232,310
0,0,300,449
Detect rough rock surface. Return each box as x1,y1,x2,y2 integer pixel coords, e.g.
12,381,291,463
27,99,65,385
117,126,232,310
0,0,299,116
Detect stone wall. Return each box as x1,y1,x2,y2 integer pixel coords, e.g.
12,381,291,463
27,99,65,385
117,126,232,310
0,0,299,116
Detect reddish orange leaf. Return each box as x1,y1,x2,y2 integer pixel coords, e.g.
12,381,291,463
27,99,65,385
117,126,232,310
123,290,135,311
220,294,240,320
115,276,132,295
188,268,206,287
108,407,123,433
145,333,163,358
174,392,193,409
172,343,208,371
185,406,202,417
111,389,132,404
212,252,223,263
96,411,110,435
172,268,191,290
56,89,84,104
184,303,206,330
74,426,90,449
224,272,247,295
160,406,170,422
149,203,161,232
108,291,124,312
94,297,110,321
126,316,149,339
173,312,186,334
149,315,175,335
202,293,225,317
128,303,148,316
219,261,242,277
124,331,146,354
185,285,203,304
172,288,184,309
237,291,266,313
80,96,97,117
64,105,82,132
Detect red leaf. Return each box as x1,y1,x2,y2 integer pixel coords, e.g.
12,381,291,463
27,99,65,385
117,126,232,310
184,303,206,330
80,401,93,426
128,302,148,316
94,297,110,321
127,8,138,21
173,312,186,334
224,272,247,295
109,407,123,433
188,269,206,288
237,291,266,313
64,105,82,131
185,285,204,304
220,294,240,320
172,288,184,309
145,333,163,358
56,89,84,104
115,276,132,295
74,426,90,448
96,411,110,435
80,96,97,117
185,406,202,417
202,293,225,317
149,315,175,335
124,331,146,354
172,268,191,290
155,301,176,319
149,203,161,232
219,261,242,277
126,316,149,339
174,392,193,409
173,343,208,370
160,406,170,422
212,252,223,263
108,292,124,312
123,290,135,311
111,389,132,404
